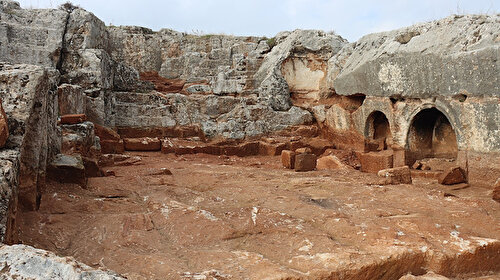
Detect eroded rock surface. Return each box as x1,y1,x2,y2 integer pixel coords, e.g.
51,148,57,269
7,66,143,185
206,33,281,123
329,14,500,98
17,152,500,279
0,63,60,210
0,244,125,280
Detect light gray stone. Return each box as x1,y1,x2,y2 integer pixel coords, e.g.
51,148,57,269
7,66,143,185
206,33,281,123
329,14,500,98
0,63,61,210
0,1,67,68
255,29,347,110
0,244,125,280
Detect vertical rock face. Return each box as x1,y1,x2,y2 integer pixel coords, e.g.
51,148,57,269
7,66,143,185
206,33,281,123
0,63,60,211
108,27,270,95
0,1,68,68
0,99,8,147
0,150,19,242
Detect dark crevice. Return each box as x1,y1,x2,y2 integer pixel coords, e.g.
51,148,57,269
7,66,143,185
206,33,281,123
56,11,72,76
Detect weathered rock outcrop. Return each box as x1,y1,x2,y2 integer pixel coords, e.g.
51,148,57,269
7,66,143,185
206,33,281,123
0,63,60,211
114,92,312,139
0,1,67,67
324,15,500,186
329,14,500,98
255,30,346,110
0,149,18,242
109,27,269,95
0,244,125,279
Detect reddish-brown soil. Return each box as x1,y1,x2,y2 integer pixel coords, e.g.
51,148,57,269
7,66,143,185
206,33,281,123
16,152,500,280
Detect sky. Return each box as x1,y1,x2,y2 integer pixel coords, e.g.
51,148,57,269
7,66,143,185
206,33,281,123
16,0,499,42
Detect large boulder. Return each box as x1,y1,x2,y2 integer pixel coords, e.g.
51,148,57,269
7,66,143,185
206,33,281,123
0,244,125,279
329,14,500,98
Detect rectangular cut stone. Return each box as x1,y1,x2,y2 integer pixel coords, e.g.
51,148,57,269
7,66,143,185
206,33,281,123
57,84,85,115
281,150,296,169
124,138,161,151
259,141,286,156
378,166,412,185
359,151,393,173
100,139,124,154
392,149,406,168
295,153,317,172
60,114,86,125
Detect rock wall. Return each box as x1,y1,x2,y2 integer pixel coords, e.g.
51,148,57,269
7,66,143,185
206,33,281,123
323,14,500,186
0,0,499,243
328,14,500,99
0,64,60,213
0,1,67,68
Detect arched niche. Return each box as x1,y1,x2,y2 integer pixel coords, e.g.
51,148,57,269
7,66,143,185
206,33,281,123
406,107,458,165
364,111,392,151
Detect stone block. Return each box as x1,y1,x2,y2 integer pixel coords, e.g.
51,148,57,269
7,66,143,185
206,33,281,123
378,166,412,185
392,148,406,168
359,151,393,173
124,137,161,151
317,155,346,170
100,139,124,154
259,141,286,156
94,124,120,141
82,156,103,177
466,151,500,188
47,154,86,187
57,84,85,115
60,114,86,125
281,150,295,169
438,167,466,185
295,153,317,172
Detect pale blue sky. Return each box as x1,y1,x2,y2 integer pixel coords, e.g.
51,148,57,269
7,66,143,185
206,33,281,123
17,0,499,41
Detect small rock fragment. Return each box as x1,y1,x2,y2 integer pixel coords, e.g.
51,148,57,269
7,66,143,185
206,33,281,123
412,161,422,170
148,168,173,176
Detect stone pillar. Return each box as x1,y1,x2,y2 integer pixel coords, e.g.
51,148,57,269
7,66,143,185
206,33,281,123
392,145,406,167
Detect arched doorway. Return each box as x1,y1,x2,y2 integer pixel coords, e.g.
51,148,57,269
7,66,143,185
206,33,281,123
406,108,458,165
365,111,392,151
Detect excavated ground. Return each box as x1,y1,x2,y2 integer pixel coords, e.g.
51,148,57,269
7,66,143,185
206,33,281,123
16,152,500,280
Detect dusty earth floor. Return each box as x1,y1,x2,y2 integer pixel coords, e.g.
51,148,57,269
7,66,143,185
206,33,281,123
16,152,500,280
